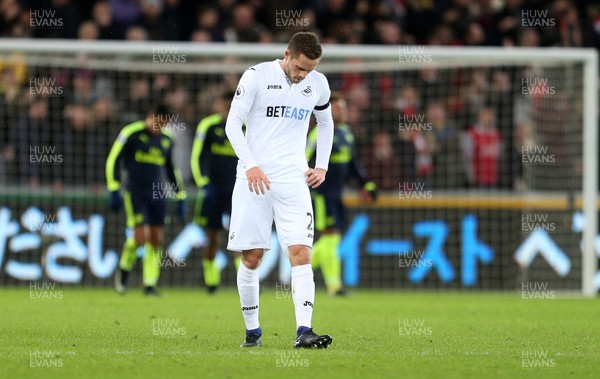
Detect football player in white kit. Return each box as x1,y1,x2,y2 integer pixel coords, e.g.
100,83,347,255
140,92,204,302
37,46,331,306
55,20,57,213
225,32,334,349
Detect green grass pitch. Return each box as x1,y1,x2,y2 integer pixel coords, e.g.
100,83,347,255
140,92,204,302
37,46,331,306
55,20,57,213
1,287,599,379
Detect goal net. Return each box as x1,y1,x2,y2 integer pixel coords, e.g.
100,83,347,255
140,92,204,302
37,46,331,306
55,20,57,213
0,40,596,296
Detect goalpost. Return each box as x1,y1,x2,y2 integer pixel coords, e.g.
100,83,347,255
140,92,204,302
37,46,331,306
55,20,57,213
0,40,596,296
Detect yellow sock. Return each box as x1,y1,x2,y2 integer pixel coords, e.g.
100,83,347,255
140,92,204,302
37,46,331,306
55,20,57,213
119,238,138,271
311,237,324,270
203,258,220,286
143,243,161,287
319,233,342,294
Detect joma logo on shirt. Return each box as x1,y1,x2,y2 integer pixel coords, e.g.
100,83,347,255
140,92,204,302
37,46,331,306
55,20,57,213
267,84,282,89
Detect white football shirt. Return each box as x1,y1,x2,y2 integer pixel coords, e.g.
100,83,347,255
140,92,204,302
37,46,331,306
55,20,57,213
228,59,331,182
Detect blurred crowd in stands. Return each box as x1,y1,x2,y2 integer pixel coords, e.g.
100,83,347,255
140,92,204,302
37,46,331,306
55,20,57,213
2,0,599,47
0,0,598,192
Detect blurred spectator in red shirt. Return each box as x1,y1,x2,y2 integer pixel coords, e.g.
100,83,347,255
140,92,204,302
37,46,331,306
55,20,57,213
462,107,502,188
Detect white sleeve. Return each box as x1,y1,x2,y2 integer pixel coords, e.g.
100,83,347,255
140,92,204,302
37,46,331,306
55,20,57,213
225,67,260,171
225,104,258,170
313,105,334,171
312,77,333,170
231,67,258,112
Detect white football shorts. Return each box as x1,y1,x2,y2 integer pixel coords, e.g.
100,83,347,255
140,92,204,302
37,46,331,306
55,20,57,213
227,178,314,252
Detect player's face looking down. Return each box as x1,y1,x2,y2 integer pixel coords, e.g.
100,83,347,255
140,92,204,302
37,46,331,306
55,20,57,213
282,50,319,84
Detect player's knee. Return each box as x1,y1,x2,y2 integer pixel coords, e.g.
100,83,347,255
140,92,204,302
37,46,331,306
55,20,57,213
289,246,311,265
242,256,261,269
241,250,263,269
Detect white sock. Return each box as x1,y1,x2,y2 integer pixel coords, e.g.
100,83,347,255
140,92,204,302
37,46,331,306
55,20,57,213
291,264,315,330
237,262,260,331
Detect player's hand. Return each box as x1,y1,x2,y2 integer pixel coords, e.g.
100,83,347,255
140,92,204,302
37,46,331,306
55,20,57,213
360,181,378,202
108,190,122,212
175,198,186,222
305,168,327,188
246,166,270,195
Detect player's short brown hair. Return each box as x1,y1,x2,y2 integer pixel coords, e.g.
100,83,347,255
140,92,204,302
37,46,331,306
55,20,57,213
288,32,322,60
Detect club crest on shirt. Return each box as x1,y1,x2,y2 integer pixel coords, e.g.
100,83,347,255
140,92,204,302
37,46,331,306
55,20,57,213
301,86,312,96
235,85,245,98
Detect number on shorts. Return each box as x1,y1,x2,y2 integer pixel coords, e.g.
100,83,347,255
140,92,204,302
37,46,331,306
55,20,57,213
306,212,313,230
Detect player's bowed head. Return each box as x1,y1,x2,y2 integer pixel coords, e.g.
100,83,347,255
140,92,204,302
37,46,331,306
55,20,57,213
280,31,322,84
